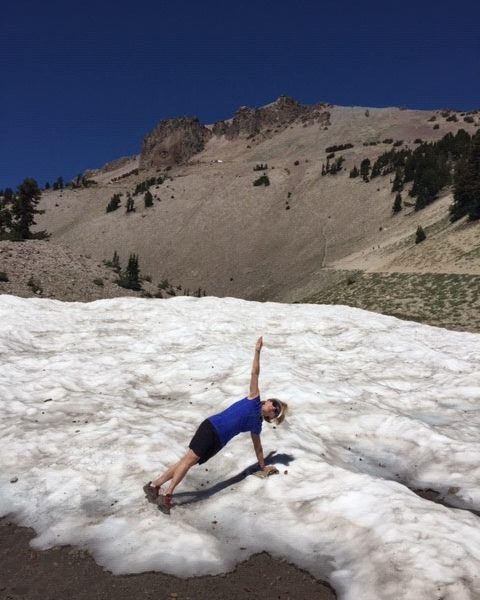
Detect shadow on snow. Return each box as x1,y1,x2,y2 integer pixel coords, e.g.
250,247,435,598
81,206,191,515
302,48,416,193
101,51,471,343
174,451,295,506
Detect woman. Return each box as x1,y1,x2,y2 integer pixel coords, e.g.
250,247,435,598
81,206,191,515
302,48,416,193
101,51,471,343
145,336,288,512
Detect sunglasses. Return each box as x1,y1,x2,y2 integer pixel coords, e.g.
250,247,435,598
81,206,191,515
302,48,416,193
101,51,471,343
272,401,281,417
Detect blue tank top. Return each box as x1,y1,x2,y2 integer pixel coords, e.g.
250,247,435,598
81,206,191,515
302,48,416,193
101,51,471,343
208,396,263,447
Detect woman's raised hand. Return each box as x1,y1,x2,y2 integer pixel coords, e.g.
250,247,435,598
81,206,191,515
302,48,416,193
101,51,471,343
255,336,263,352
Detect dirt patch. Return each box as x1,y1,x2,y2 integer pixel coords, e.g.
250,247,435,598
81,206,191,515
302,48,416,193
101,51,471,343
0,518,336,600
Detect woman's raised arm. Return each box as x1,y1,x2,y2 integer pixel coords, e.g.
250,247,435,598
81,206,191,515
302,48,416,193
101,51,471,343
248,336,263,399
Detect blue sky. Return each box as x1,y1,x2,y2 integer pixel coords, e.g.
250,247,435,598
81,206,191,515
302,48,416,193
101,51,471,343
1,0,479,190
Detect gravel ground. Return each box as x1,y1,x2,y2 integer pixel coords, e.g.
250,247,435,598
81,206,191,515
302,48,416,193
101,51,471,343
0,240,157,302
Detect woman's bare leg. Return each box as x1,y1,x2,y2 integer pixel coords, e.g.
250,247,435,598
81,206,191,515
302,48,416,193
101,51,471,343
151,449,200,496
152,459,182,489
164,449,200,496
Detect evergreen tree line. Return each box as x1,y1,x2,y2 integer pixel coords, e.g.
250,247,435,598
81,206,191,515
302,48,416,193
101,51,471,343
106,190,155,213
348,129,480,219
105,250,142,290
0,178,48,240
133,176,166,196
325,143,354,153
349,159,371,181
374,130,470,210
111,168,139,182
69,174,97,189
43,175,96,190
106,175,168,213
322,156,345,176
51,177,64,190
451,130,480,221
105,251,207,297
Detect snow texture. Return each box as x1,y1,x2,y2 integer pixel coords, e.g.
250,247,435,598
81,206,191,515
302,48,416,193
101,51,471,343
1,295,479,600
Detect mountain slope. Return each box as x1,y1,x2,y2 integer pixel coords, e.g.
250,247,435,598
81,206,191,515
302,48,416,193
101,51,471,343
34,101,480,302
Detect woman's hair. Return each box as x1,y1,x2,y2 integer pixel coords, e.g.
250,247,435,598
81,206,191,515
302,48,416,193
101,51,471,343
266,398,289,425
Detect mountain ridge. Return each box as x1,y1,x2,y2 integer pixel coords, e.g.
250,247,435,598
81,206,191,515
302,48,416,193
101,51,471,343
9,98,478,315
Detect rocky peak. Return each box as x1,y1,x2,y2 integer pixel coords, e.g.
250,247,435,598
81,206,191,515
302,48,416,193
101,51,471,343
212,95,330,139
139,97,331,169
139,117,212,169
270,94,303,111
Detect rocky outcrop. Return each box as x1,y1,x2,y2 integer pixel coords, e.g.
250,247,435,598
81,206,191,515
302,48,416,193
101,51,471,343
213,96,331,139
139,97,331,169
139,117,213,169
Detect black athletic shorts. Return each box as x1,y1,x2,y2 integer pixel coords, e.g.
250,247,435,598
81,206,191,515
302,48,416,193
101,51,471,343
189,419,222,465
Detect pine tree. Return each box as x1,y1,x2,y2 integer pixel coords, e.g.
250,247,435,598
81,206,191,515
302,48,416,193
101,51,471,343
414,188,428,211
392,192,402,214
415,225,426,244
111,250,121,272
370,162,381,178
10,178,42,239
119,253,141,290
3,188,14,201
360,158,371,182
0,195,13,238
53,177,64,190
253,174,270,186
391,169,404,193
106,193,121,213
349,165,359,178
144,190,154,207
126,197,135,213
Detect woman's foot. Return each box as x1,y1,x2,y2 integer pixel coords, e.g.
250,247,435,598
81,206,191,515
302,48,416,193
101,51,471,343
143,481,160,504
157,493,175,515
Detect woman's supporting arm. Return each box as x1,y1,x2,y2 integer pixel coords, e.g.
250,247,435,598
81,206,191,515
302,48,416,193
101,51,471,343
251,433,265,469
251,433,277,474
